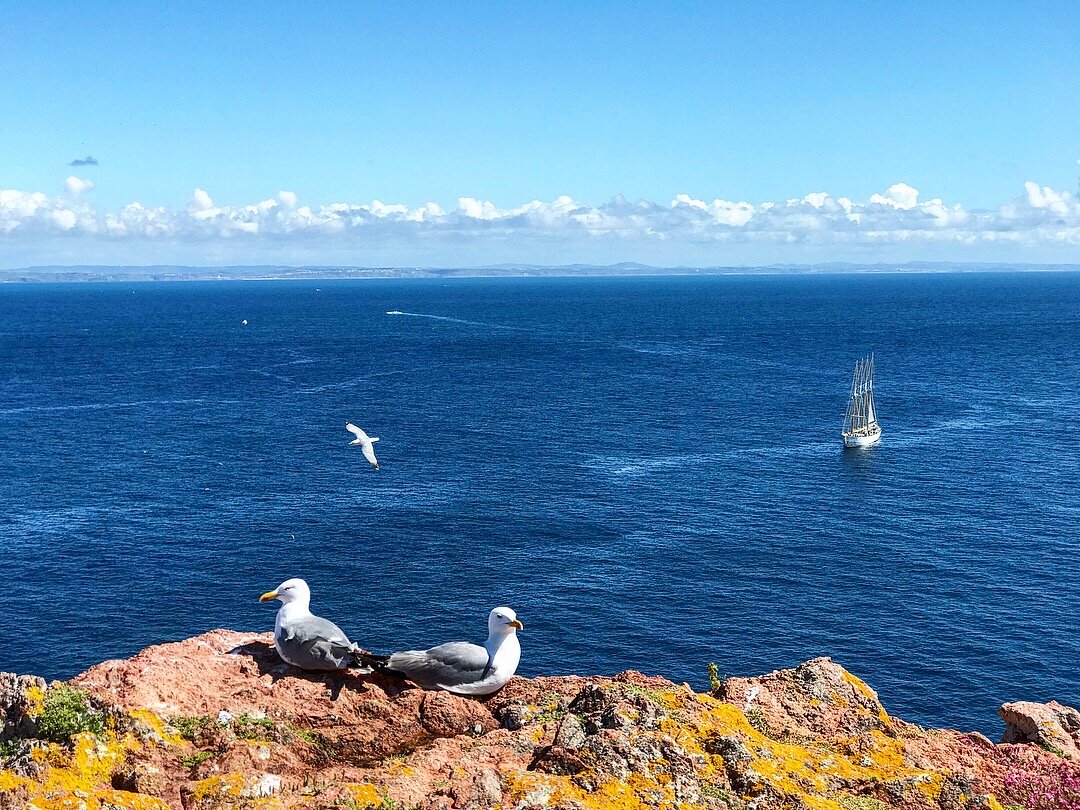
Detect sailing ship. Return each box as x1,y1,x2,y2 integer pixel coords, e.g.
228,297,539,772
842,354,882,448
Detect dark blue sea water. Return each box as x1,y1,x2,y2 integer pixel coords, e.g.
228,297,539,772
1,273,1077,736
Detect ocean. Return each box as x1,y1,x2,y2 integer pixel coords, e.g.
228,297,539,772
0,272,1077,736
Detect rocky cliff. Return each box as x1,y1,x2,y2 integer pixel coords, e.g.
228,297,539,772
1,630,1077,810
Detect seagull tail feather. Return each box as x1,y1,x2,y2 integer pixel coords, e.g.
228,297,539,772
353,650,392,671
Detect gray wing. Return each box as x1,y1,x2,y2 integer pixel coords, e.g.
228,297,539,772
387,642,492,689
277,615,356,671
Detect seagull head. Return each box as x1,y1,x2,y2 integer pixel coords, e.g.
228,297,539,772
260,577,310,607
488,607,523,636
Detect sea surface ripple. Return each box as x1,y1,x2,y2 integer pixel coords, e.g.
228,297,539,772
1,273,1077,735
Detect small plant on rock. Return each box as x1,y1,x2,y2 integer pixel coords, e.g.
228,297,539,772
0,738,26,764
707,662,722,692
169,715,213,741
1002,763,1080,810
35,684,105,742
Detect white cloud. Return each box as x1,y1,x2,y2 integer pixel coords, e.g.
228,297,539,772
65,176,94,195
1023,181,1071,214
1,181,1078,264
868,183,919,210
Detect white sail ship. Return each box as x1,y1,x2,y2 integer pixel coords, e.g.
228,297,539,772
842,354,882,448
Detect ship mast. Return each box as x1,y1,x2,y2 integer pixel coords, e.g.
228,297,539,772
845,354,877,435
865,353,876,428
842,353,882,446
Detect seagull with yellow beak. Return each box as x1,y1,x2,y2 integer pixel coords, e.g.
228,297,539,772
359,607,523,696
259,578,371,672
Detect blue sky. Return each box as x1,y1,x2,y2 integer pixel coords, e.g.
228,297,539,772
1,1,1078,267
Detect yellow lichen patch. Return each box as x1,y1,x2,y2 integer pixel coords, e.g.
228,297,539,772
382,757,415,778
24,685,46,717
684,694,941,810
0,770,26,791
507,769,676,810
0,732,169,810
650,690,684,712
841,671,891,724
191,772,248,801
129,709,184,746
342,782,384,808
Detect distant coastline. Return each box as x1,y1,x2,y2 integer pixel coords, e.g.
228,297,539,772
1,261,1079,283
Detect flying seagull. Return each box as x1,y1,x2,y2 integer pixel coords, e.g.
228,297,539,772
360,607,522,696
259,578,371,672
345,423,380,469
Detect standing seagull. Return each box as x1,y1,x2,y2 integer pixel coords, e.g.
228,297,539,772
259,578,371,672
359,607,522,696
345,423,380,469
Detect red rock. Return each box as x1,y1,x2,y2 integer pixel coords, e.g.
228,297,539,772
1,630,1077,810
1000,699,1080,759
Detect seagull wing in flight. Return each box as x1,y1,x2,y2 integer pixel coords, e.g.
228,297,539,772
345,423,380,469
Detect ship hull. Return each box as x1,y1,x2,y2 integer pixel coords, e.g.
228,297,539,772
842,427,882,449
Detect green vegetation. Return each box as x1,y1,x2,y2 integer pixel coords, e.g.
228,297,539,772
179,750,215,769
707,662,722,692
35,684,105,742
0,738,25,763
837,797,889,810
623,683,668,707
1036,739,1067,758
292,726,338,758
531,705,567,724
339,796,420,810
373,798,420,810
169,714,213,741
529,692,568,723
231,713,276,740
700,780,741,804
745,706,770,736
293,727,335,755
171,712,287,743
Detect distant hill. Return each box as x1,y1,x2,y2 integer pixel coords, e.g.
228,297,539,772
1,261,1077,282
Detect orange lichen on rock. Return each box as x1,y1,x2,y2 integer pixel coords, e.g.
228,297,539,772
508,769,676,810
342,782,386,808
129,708,185,747
190,772,247,801
23,684,46,717
0,732,170,810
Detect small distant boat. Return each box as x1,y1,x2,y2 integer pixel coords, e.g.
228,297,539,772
842,354,882,449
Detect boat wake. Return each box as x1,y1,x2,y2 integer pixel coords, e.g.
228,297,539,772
0,397,241,416
386,311,526,331
297,370,406,395
585,440,843,476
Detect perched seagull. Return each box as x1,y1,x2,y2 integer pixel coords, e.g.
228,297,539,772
345,423,380,469
259,578,371,672
360,607,522,696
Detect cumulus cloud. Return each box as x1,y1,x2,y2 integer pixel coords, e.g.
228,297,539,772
69,156,98,167
1,181,1078,261
65,176,94,195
